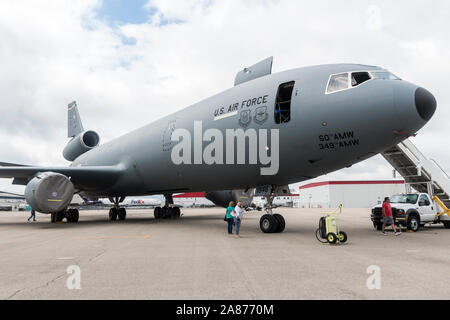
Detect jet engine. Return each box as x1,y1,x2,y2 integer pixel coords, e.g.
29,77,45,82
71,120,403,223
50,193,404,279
204,189,255,208
24,172,74,213
63,130,100,161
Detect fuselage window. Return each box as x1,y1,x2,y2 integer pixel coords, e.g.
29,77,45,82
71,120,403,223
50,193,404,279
351,72,371,87
326,73,349,94
274,81,295,124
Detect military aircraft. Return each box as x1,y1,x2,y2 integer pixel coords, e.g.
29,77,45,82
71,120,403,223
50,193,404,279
0,57,436,232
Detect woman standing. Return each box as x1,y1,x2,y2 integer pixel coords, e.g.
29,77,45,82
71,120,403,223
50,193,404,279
225,201,235,235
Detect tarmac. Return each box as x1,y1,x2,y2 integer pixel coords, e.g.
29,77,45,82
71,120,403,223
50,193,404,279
1,207,450,300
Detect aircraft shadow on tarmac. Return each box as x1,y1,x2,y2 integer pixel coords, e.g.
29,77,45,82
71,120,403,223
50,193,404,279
0,211,237,230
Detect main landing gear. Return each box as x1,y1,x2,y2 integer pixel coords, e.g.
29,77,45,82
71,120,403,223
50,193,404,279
153,193,181,219
108,196,127,221
50,208,79,223
259,194,286,233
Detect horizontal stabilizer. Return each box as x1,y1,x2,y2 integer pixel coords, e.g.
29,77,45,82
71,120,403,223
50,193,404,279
234,56,273,86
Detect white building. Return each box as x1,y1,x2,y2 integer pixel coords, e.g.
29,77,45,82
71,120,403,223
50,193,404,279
295,180,406,209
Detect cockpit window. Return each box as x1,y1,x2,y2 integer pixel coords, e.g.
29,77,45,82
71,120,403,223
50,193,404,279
326,73,349,94
370,71,401,80
351,72,371,86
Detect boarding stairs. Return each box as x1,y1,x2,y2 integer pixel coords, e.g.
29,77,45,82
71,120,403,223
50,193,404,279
381,138,450,208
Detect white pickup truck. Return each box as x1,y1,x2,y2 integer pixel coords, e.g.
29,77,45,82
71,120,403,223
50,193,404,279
371,193,450,232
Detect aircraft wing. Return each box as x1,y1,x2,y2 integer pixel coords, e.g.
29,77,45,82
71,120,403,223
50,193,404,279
0,165,124,190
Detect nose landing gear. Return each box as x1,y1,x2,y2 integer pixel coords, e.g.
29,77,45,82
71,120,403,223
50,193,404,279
259,193,286,233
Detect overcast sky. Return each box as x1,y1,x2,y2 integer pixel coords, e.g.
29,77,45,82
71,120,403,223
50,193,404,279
0,0,448,194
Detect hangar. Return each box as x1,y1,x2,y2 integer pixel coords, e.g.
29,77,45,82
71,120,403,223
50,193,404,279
296,180,406,208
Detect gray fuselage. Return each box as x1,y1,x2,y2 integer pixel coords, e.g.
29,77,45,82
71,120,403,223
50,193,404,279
72,64,434,199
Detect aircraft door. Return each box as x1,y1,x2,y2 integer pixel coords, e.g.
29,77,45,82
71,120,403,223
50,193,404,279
274,81,295,124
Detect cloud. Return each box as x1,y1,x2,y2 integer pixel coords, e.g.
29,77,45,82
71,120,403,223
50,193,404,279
0,0,448,195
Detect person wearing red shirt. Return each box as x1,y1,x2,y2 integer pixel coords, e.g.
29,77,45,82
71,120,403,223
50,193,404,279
382,197,401,236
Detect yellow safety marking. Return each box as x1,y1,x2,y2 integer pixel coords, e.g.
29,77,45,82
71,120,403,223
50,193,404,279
47,199,63,202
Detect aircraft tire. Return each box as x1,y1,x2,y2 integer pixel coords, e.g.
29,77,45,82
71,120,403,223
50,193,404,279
260,214,278,233
51,213,57,223
443,221,450,229
67,209,79,223
162,207,170,219
172,207,181,219
154,207,162,219
273,214,285,233
109,208,118,221
56,211,65,222
118,208,126,221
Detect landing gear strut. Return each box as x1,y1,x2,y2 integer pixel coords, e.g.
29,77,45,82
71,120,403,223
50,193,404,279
108,196,126,221
154,193,181,219
259,193,285,233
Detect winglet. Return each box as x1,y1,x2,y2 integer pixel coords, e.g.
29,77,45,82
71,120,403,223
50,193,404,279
68,101,84,138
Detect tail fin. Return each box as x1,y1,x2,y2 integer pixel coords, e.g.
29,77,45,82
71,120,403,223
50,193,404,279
68,101,84,138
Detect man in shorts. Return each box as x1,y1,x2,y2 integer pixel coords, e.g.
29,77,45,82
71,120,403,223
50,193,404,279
382,197,401,236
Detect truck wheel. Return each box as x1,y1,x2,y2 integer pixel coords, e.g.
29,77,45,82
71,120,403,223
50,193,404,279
407,215,420,232
326,232,337,244
443,221,450,229
374,222,383,231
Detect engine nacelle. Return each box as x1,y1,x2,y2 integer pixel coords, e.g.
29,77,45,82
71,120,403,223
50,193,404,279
204,189,255,208
63,130,100,161
24,172,74,213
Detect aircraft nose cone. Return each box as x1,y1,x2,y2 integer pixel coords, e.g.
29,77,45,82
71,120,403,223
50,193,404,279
415,87,436,121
